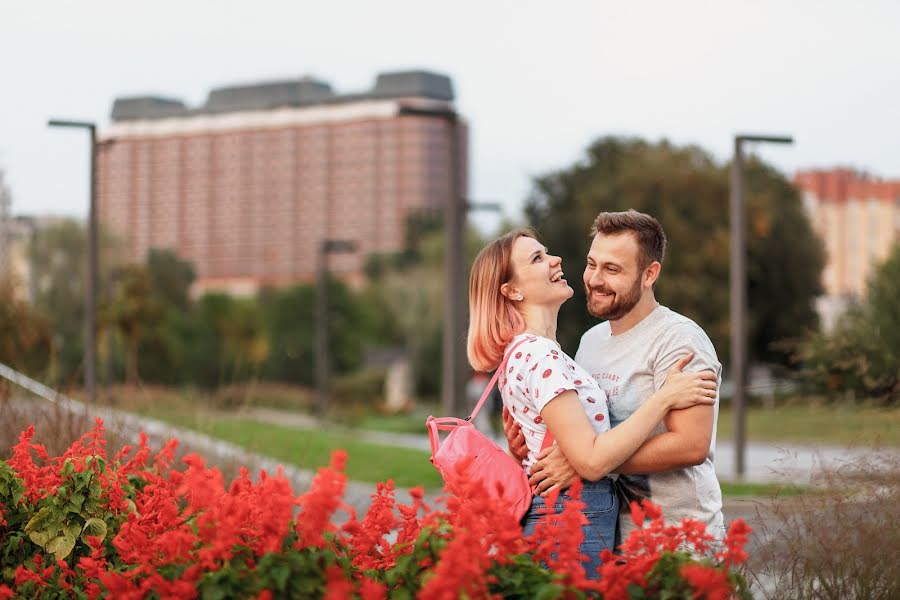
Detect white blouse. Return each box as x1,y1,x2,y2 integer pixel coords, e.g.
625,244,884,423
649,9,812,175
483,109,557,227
499,333,611,471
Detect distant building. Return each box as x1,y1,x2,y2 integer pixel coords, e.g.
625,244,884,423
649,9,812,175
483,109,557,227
0,215,39,302
0,174,9,278
794,168,900,329
97,70,467,295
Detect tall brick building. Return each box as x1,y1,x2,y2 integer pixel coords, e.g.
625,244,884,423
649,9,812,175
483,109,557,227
794,168,900,328
97,70,467,294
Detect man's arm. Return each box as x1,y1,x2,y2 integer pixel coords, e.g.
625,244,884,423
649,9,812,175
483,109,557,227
618,322,719,473
614,404,714,474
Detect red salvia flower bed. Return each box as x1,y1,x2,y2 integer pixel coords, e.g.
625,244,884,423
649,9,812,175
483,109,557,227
0,421,751,598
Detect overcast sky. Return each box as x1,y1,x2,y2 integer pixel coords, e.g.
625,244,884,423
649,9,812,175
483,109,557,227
2,0,898,229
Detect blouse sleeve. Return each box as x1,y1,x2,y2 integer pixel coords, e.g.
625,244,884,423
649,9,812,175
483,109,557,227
521,345,577,416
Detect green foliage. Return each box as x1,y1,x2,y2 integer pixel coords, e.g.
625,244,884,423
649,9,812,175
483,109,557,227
146,248,195,311
488,554,568,598
28,220,124,386
3,455,124,577
0,280,51,378
524,136,824,367
798,243,900,404
258,279,384,388
103,264,165,385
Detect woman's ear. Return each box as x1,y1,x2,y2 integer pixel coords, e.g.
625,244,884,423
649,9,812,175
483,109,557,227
500,282,517,301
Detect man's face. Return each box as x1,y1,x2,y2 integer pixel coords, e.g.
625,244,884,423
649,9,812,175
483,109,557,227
582,232,646,321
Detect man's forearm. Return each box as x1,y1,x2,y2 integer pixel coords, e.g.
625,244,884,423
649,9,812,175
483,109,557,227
614,432,707,474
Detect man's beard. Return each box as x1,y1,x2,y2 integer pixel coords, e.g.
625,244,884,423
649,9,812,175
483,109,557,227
585,275,643,321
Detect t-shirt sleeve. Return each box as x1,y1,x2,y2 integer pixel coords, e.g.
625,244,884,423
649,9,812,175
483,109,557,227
523,348,578,414
652,322,722,391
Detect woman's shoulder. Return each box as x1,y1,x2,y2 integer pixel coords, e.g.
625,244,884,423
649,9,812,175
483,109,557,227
504,334,564,366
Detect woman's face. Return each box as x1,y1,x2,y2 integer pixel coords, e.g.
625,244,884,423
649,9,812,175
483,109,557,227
506,236,573,307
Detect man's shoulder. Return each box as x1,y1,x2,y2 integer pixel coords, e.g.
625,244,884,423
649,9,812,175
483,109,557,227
575,322,611,363
656,307,714,344
580,321,612,343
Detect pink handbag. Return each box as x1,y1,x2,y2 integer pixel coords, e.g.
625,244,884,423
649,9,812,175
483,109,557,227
426,340,554,522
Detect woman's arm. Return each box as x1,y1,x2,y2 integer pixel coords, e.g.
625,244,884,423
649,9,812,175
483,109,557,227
541,390,669,481
539,357,717,482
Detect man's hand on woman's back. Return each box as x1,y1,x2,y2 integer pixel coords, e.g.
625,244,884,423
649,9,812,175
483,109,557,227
502,406,528,462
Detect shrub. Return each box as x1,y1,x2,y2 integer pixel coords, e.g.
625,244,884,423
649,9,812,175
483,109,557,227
745,451,900,599
1,422,750,598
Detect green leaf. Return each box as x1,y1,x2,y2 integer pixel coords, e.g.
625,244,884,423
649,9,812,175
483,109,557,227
534,583,564,600
271,564,290,590
46,532,76,561
81,517,108,543
68,492,86,512
64,520,82,539
24,507,56,548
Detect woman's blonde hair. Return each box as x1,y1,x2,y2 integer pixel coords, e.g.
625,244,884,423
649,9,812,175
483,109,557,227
466,228,536,372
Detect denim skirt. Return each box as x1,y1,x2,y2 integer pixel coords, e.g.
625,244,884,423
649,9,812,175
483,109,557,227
520,478,619,580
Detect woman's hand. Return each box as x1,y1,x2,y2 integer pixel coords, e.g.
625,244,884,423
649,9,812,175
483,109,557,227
653,352,718,410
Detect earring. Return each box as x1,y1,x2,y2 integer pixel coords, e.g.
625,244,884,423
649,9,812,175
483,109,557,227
516,293,524,301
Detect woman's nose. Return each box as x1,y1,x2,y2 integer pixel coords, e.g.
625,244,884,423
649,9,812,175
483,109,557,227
550,254,562,266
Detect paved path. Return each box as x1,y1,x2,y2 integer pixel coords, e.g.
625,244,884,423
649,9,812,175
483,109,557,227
238,407,893,484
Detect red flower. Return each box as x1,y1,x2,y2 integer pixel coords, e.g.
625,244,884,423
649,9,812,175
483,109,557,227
718,518,751,566
681,564,732,600
324,565,353,599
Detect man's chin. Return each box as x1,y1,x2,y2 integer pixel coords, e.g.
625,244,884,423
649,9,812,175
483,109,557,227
587,303,613,320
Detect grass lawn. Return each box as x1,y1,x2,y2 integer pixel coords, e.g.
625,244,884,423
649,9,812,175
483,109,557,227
719,481,808,498
349,410,436,435
147,414,444,489
716,404,900,447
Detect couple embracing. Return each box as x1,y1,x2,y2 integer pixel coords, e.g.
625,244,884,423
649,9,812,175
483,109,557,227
467,210,724,578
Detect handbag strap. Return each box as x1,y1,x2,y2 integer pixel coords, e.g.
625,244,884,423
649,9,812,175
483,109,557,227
467,338,529,422
467,337,557,451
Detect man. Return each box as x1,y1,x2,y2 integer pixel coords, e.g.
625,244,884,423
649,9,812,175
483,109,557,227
504,209,725,542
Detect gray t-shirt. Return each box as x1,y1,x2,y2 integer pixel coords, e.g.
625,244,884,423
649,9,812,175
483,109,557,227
575,305,725,541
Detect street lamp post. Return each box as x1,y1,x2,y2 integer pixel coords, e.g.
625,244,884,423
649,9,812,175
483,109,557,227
48,119,98,405
396,106,500,416
397,106,466,416
730,133,792,478
317,239,357,418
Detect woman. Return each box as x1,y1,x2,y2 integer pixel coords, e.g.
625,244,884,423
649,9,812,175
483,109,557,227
467,229,716,577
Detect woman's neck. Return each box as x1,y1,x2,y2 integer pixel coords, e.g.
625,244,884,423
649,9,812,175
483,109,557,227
521,304,560,342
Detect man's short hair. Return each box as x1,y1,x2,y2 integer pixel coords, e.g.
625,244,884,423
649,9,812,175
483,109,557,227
590,209,667,269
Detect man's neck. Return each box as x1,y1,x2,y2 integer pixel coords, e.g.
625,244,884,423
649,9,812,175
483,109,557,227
609,293,659,336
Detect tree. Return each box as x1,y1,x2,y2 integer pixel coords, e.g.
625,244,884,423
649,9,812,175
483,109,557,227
260,279,382,387
29,220,124,386
146,248,195,311
798,243,900,404
524,136,824,368
0,279,52,381
103,265,164,386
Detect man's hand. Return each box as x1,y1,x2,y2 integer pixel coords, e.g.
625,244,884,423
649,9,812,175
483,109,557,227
529,445,578,496
502,406,528,463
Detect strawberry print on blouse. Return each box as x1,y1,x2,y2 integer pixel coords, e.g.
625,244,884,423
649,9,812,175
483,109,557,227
498,333,612,471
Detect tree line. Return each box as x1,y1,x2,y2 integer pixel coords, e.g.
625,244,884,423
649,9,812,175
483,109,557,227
1,137,896,404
